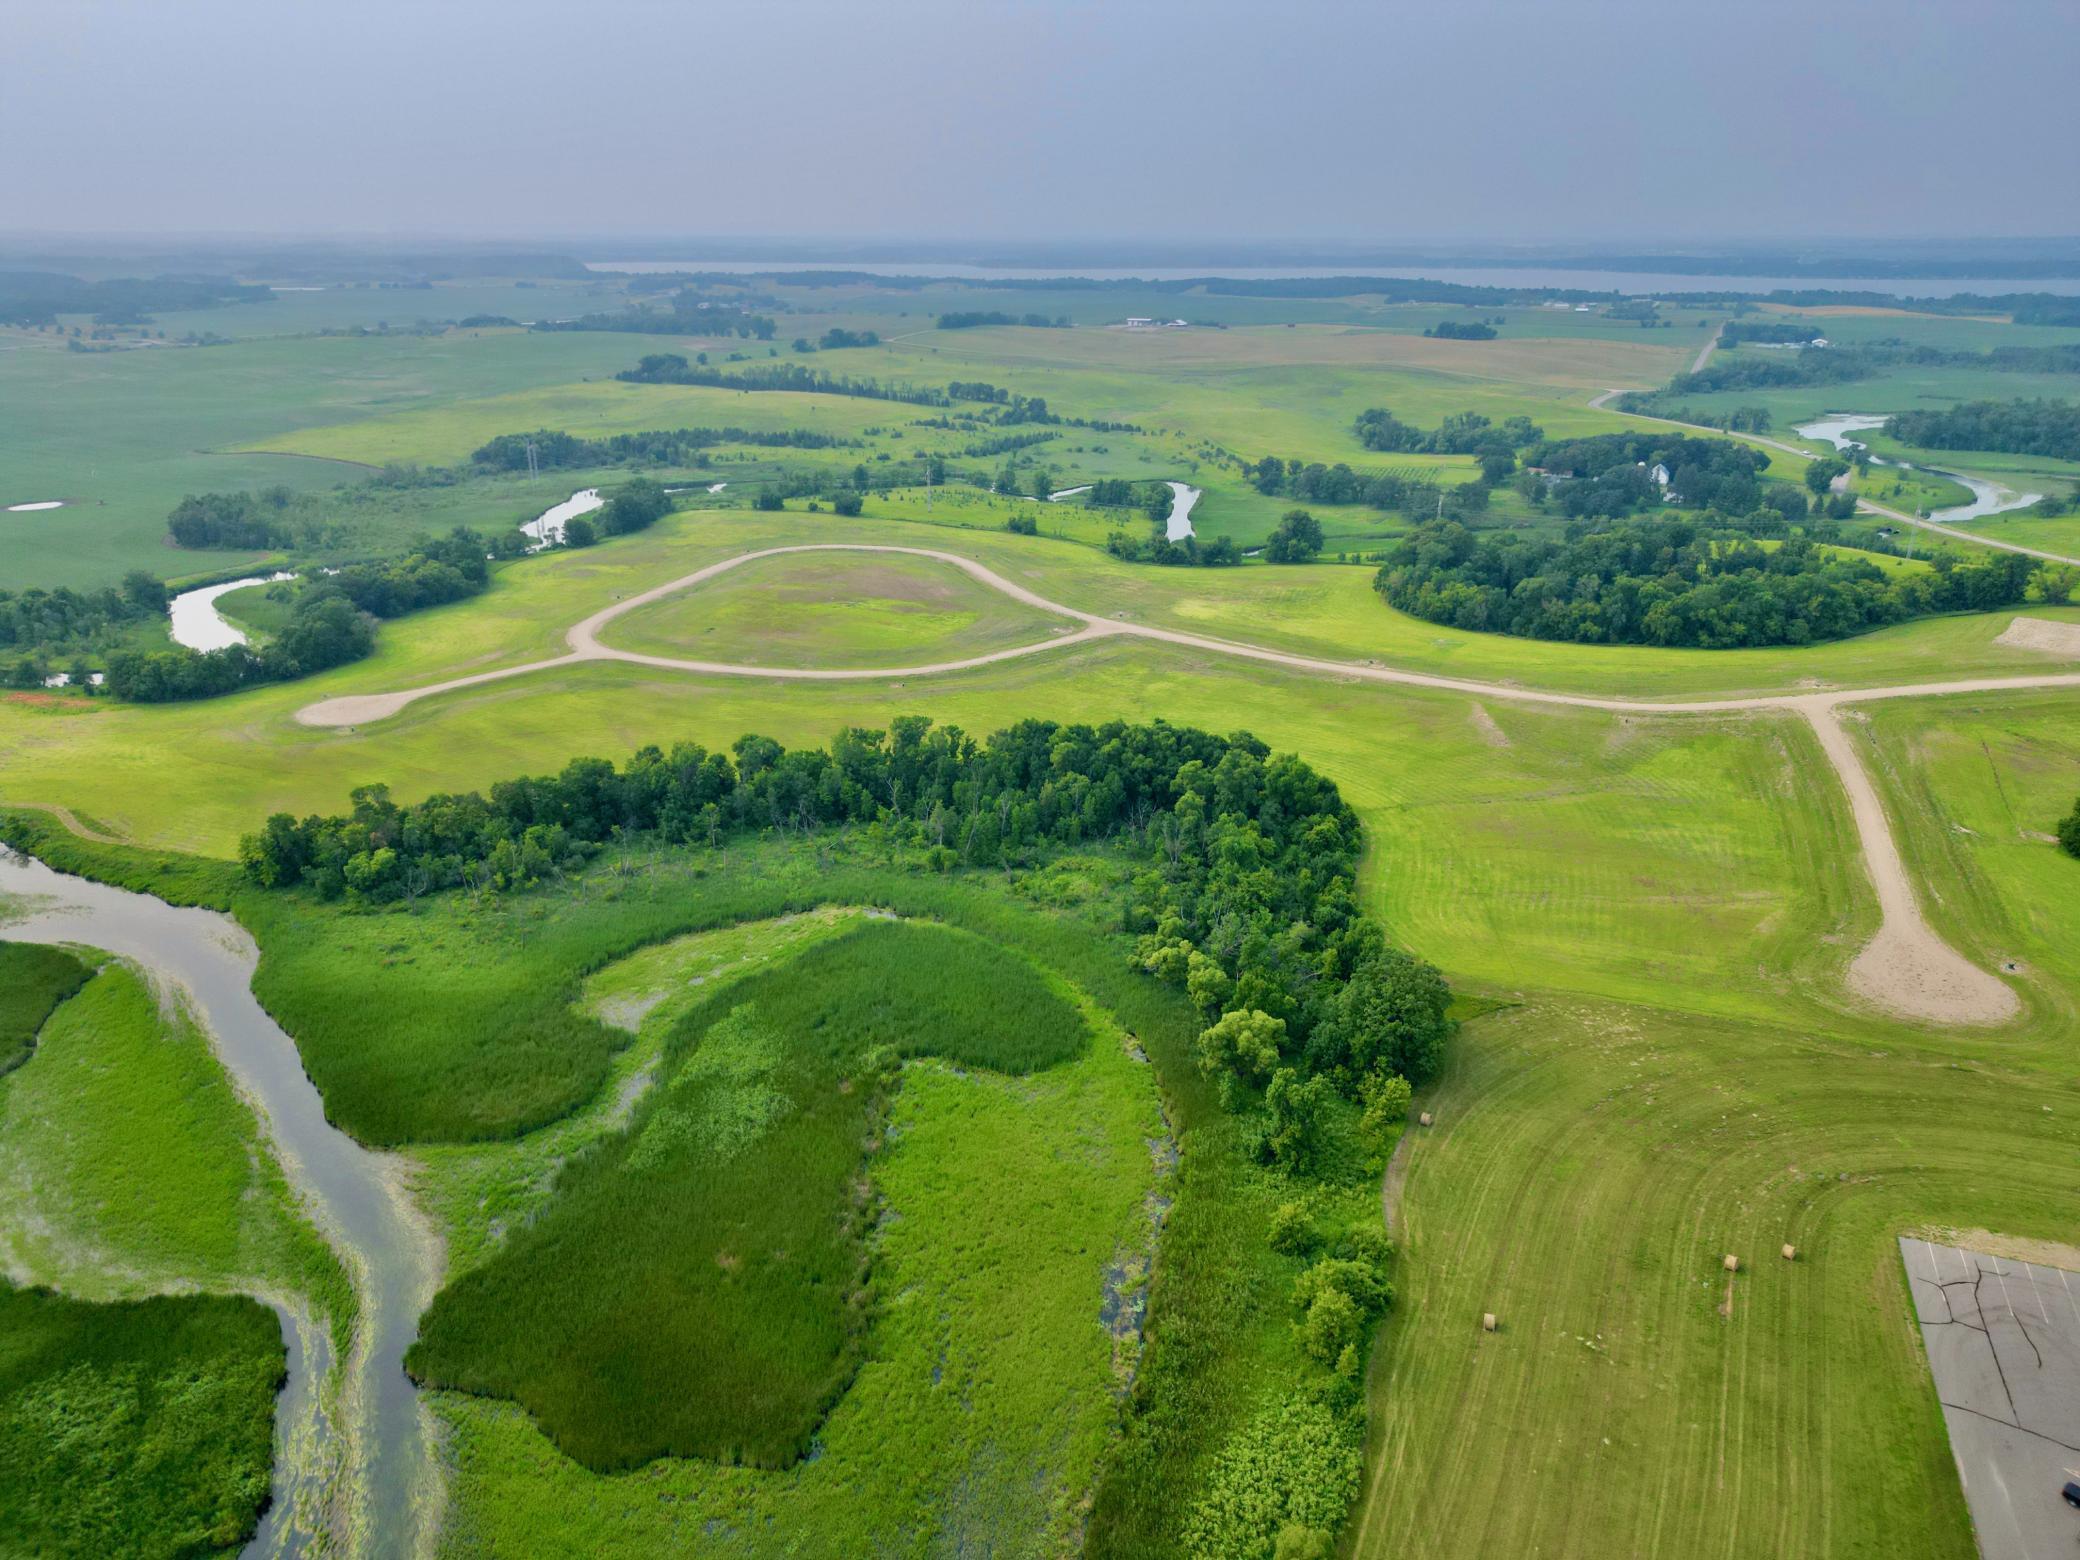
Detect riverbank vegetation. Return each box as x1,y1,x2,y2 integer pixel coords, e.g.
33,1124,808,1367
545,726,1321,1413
0,942,91,1075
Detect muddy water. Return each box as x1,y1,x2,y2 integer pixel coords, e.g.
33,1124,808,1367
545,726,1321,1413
0,849,440,1558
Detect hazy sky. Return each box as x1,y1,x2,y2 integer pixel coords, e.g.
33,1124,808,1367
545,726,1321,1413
4,0,2075,246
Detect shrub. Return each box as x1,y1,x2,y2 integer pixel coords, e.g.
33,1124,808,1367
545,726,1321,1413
1268,1202,1319,1257
1181,1393,1363,1560
2060,798,2080,860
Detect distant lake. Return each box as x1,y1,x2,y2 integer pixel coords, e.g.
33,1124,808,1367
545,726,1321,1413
585,260,2080,299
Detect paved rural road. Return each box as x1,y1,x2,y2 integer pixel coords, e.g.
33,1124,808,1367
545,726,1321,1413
293,542,2080,1026
1588,390,2080,569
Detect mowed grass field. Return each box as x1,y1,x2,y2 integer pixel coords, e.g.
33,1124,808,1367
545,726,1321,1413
1351,993,2075,1560
601,548,1078,667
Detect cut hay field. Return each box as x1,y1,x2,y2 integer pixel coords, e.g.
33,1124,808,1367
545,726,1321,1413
1351,992,2076,1560
600,547,1079,667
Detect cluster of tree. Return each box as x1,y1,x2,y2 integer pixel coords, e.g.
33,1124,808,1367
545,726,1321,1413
105,593,374,702
936,311,1070,329
0,572,166,656
1247,456,1489,521
167,490,300,550
1887,399,2080,463
1720,320,1826,345
1106,530,1243,567
536,299,776,338
617,353,949,406
0,270,273,327
237,716,1451,1144
948,380,1009,402
1263,509,1324,563
470,424,846,471
960,429,1058,458
106,527,502,702
550,492,680,546
456,314,519,328
1423,320,1496,340
1524,431,1775,517
1354,407,1544,459
2061,798,2080,860
1374,517,2054,648
801,328,879,350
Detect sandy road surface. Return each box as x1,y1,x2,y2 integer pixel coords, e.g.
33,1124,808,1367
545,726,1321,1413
287,542,2079,1026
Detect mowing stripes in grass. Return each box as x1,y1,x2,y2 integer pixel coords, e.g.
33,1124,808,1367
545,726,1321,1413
405,919,1088,1471
0,943,91,1075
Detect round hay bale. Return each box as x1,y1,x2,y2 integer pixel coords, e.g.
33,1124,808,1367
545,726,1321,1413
1482,1312,1497,1333
1418,1111,1434,1127
1781,1244,1797,1261
1722,1253,1740,1272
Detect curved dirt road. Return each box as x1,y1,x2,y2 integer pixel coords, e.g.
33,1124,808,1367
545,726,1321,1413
290,543,2080,1026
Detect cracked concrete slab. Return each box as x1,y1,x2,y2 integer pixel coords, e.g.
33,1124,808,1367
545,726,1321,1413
1901,1237,2080,1559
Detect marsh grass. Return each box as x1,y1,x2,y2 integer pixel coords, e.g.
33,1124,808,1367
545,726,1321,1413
405,919,1088,1470
0,942,90,1074
0,1283,285,1560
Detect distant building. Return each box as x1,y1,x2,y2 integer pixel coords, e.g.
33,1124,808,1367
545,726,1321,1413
1124,317,1154,328
1650,462,1671,488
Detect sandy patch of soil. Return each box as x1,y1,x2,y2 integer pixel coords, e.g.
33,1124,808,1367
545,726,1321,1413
1994,616,2080,658
1846,923,2021,1027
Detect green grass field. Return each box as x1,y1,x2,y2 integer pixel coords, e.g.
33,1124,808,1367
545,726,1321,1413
601,547,1077,666
0,942,90,1073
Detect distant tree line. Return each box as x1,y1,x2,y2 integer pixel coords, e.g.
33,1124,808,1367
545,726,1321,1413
1246,458,1483,522
1886,399,2080,463
0,572,170,690
106,528,501,702
0,270,273,327
618,353,950,406
536,294,776,339
1629,340,2080,408
1423,320,1496,340
470,425,850,471
1375,516,2057,648
1719,320,1826,346
936,311,1071,329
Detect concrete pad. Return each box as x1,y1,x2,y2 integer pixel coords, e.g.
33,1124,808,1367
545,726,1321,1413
1900,1237,2080,1559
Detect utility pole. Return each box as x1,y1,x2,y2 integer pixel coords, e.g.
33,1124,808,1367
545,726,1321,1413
525,439,539,480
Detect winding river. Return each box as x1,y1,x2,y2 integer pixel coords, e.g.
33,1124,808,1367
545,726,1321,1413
0,849,440,1559
1796,413,2043,522
167,573,299,652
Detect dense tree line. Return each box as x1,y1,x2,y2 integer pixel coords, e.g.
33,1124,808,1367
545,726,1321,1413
1887,399,2080,462
1642,341,2080,404
167,490,299,550
238,718,1453,1129
1423,320,1496,340
1247,457,1487,521
937,311,1070,329
815,328,879,350
1375,516,2050,648
470,424,848,471
106,528,498,702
